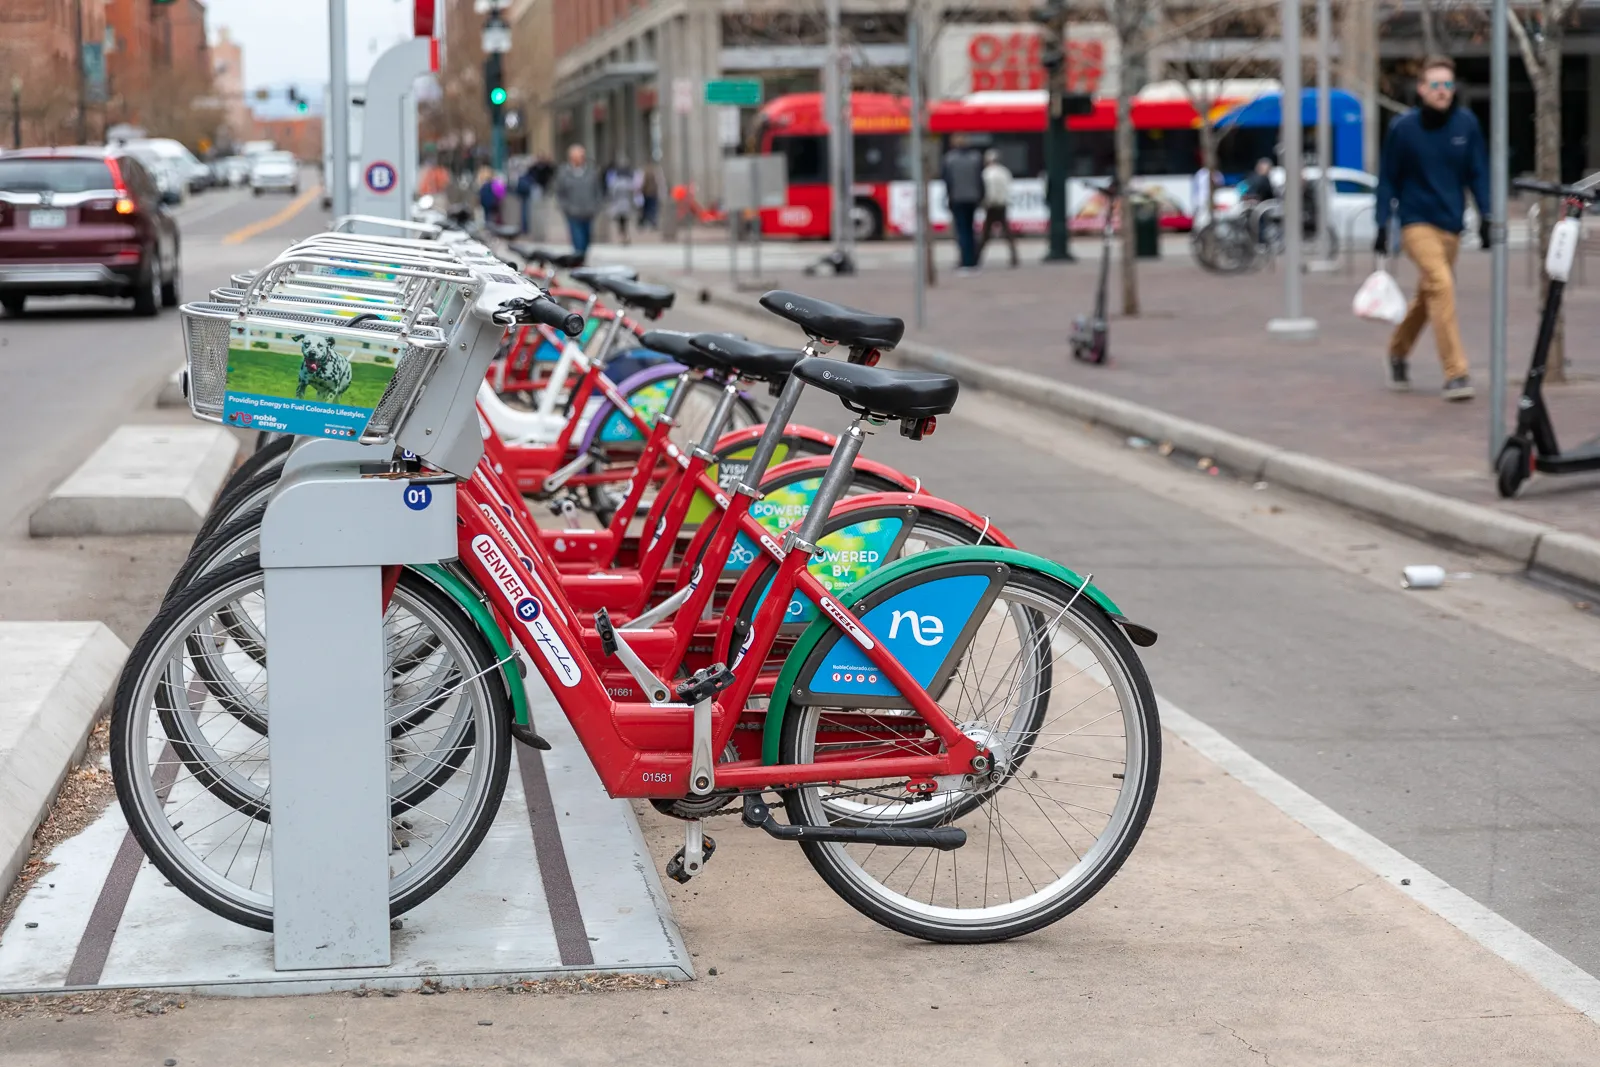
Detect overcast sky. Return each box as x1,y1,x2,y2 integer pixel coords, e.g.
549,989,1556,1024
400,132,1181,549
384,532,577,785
208,0,417,92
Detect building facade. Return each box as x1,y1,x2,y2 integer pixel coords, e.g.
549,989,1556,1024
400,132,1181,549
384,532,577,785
211,27,253,148
105,0,214,148
1,0,108,146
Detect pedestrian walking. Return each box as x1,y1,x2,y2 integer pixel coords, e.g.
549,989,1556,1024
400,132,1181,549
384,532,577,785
606,158,639,246
941,135,985,274
639,166,660,230
976,149,1019,268
553,144,603,261
515,164,539,236
1374,54,1491,401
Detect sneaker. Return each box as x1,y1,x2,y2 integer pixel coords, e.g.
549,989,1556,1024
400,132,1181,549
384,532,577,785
1387,356,1411,392
1443,375,1476,401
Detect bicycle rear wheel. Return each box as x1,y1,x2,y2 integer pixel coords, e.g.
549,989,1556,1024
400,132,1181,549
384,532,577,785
777,567,1159,943
111,558,512,930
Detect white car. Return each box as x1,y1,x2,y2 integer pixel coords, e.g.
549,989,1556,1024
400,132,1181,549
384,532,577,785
1210,166,1380,250
122,138,210,193
250,152,300,196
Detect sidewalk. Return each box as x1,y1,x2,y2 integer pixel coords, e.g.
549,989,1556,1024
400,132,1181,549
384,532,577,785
662,245,1600,544
5,730,1599,1064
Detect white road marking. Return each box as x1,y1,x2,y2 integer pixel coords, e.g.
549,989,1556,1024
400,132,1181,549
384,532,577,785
1161,697,1600,1021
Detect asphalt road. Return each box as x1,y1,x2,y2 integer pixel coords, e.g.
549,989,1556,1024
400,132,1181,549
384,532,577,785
4,207,1599,999
659,295,1600,982
0,179,328,536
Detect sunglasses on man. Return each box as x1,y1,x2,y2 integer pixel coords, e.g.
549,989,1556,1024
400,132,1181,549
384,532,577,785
1426,79,1455,90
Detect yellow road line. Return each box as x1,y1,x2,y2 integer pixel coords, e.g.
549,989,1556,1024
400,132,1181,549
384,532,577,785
222,184,324,245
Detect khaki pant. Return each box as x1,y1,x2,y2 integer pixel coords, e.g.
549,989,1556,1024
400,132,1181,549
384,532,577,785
1389,224,1468,379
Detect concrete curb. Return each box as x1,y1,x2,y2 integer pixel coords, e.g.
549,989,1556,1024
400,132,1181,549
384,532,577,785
30,424,240,537
0,622,128,901
693,282,1600,588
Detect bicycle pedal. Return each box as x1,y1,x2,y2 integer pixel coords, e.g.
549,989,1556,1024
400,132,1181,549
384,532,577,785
593,608,618,657
674,662,735,705
665,834,716,884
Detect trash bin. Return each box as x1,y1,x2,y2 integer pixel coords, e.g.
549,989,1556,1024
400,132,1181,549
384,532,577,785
1132,196,1160,259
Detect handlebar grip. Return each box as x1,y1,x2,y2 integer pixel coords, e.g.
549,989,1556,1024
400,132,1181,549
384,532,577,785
531,299,585,338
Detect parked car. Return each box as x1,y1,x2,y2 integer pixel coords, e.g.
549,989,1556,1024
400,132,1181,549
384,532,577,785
122,138,211,194
213,155,251,187
0,147,182,317
123,146,185,206
250,152,300,196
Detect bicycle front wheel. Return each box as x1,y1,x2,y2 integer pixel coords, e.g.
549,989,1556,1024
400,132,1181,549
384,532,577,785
110,558,512,930
778,567,1160,943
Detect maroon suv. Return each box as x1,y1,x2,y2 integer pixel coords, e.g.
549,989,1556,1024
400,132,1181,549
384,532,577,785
0,147,181,317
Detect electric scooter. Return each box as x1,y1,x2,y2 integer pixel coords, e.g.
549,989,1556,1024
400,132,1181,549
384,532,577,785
1071,180,1117,365
1495,176,1600,497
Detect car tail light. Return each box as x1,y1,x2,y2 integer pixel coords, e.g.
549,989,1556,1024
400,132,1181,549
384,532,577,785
115,197,135,214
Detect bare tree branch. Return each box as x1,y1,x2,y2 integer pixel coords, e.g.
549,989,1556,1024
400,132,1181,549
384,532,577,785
1504,5,1540,76
1141,0,1281,53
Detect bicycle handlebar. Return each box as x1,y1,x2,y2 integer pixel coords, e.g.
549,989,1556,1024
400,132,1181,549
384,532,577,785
493,295,585,337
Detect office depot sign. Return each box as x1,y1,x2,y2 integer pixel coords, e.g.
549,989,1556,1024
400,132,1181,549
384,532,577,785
934,23,1118,98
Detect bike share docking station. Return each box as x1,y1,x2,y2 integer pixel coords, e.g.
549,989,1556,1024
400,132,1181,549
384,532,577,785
0,58,689,993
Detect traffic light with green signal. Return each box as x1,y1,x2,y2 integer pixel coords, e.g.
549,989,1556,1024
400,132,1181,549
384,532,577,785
484,55,506,110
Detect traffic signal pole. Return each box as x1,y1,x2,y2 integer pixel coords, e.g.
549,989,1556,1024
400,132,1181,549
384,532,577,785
482,5,511,173
486,54,506,171
1036,1,1074,262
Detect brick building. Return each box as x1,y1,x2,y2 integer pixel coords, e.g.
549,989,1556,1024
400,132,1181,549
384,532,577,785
253,116,324,162
105,0,215,148
211,27,253,148
0,0,108,146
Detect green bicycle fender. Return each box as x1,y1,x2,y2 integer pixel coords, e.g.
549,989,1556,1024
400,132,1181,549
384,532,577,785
411,563,530,727
760,546,1122,764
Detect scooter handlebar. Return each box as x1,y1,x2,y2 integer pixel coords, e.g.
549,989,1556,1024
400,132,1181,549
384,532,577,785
1514,177,1599,202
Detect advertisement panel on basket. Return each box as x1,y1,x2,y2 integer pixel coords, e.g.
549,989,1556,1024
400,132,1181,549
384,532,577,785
222,322,402,439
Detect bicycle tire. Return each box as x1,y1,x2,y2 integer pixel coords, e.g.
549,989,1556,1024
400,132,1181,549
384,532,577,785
777,567,1160,944
111,558,512,931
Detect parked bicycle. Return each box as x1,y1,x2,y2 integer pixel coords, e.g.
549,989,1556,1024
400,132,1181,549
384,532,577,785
112,215,1162,945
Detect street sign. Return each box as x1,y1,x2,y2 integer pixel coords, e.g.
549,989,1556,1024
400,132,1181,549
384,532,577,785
722,154,787,211
672,77,695,115
704,79,761,108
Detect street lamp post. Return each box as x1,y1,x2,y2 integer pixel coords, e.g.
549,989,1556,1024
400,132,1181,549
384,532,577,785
329,0,350,218
1266,0,1318,340
10,78,20,150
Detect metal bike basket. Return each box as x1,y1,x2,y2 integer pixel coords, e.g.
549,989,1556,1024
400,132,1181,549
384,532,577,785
179,302,450,444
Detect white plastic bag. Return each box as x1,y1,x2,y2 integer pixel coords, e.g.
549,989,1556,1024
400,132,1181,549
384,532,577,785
1352,268,1407,325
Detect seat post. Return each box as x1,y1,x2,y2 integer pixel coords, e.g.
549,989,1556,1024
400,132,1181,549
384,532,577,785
788,419,868,552
588,304,628,363
731,343,821,496
692,377,742,458
657,370,693,426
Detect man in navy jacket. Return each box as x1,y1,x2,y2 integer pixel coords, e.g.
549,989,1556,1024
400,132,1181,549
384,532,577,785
1374,55,1491,401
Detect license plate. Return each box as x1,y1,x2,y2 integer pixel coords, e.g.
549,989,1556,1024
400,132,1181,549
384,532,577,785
28,209,67,229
